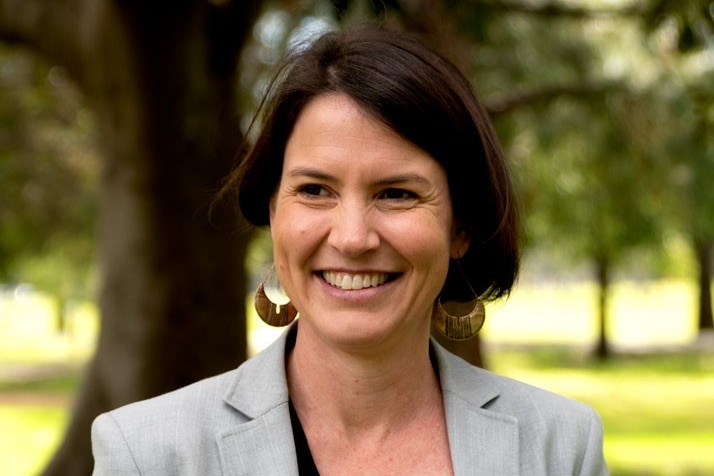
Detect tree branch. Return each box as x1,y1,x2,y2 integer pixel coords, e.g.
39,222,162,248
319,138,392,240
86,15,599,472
476,0,649,18
485,81,621,116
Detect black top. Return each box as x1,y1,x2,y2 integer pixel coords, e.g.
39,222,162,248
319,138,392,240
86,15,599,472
289,400,321,475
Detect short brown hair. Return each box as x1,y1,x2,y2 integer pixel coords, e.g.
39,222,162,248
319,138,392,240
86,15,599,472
224,24,520,301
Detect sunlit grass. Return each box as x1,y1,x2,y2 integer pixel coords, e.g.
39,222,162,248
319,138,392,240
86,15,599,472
0,290,97,363
483,279,698,348
0,405,68,476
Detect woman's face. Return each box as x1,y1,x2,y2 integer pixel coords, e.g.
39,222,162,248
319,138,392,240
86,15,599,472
269,93,468,351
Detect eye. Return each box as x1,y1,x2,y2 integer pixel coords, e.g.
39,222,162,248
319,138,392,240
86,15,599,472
298,184,331,198
379,188,417,201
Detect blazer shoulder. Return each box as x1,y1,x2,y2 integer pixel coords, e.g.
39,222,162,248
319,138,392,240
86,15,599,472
91,332,294,475
436,346,608,475
92,369,245,475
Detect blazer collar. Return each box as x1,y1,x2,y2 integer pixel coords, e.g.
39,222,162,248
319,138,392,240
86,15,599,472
433,342,520,475
218,326,519,476
218,326,298,475
222,325,294,419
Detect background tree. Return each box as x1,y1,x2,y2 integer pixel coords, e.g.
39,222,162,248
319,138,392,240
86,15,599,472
450,0,714,357
643,72,714,333
632,0,714,333
449,4,661,359
1,2,264,474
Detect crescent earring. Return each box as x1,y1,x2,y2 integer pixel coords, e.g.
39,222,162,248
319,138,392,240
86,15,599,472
254,265,298,327
432,297,485,340
432,260,485,340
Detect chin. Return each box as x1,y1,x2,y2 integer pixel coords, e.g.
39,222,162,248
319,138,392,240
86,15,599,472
301,314,420,352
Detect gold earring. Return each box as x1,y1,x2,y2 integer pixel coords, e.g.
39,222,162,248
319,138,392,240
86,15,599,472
432,259,485,340
431,297,485,340
254,266,298,327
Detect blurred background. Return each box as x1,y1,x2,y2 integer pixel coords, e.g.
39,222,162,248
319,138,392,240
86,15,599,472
0,0,712,475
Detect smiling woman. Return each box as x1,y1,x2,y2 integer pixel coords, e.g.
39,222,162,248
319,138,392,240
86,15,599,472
90,24,608,475
270,94,461,355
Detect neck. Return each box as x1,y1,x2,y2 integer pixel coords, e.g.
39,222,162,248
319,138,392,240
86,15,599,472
286,321,442,436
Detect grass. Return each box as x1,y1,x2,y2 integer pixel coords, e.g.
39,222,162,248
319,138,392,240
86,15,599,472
1,280,712,475
0,405,69,476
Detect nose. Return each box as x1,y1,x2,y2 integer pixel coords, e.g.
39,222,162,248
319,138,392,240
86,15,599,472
327,202,380,257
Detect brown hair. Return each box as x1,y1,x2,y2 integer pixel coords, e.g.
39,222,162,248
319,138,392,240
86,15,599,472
224,24,520,301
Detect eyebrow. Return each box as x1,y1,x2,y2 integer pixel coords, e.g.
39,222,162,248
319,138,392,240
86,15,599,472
286,167,431,187
286,167,336,181
374,173,431,187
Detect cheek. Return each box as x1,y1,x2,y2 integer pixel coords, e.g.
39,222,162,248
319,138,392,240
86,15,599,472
271,206,329,264
382,215,453,262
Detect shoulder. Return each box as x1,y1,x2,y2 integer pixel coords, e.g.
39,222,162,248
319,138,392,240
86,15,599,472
91,329,293,474
435,343,608,475
91,369,244,474
488,372,607,474
103,368,241,430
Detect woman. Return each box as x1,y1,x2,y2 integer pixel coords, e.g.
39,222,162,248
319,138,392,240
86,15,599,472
92,24,608,475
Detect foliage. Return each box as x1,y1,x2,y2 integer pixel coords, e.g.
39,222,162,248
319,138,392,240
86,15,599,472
644,0,714,53
650,60,714,244
0,0,709,324
0,45,98,301
460,7,666,274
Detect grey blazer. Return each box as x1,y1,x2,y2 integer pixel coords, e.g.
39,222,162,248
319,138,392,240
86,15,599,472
92,327,608,475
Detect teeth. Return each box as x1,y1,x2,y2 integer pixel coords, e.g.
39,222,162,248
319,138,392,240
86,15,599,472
323,271,388,290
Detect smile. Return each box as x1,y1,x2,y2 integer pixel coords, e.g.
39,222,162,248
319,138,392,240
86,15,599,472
322,271,391,290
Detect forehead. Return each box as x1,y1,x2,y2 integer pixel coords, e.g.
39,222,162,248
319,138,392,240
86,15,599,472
285,94,435,168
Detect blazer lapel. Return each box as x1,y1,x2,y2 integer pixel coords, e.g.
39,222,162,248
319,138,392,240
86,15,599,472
218,404,299,476
217,326,300,476
214,329,519,475
434,341,520,476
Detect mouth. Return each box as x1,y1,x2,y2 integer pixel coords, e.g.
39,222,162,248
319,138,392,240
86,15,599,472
322,271,395,290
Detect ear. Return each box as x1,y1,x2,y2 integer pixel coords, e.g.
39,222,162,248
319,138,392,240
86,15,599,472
450,229,471,259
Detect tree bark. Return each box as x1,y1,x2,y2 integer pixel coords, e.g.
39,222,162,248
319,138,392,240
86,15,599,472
594,255,610,360
3,1,263,474
695,238,714,330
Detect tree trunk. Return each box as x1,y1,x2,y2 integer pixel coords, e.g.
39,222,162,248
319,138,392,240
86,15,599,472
54,295,67,334
594,255,610,360
0,1,265,475
695,238,714,331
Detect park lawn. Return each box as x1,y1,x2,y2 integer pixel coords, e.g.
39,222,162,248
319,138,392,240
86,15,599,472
0,404,68,476
0,375,76,476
